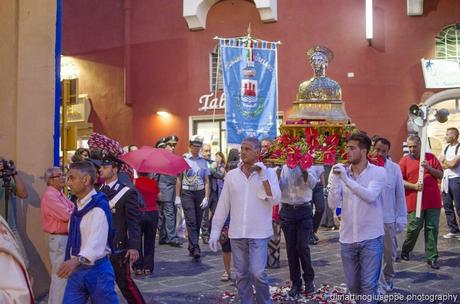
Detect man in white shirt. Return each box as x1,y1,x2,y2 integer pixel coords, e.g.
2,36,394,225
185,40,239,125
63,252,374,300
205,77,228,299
373,138,407,293
278,165,317,297
209,137,281,304
57,161,118,304
328,133,387,303
439,127,460,239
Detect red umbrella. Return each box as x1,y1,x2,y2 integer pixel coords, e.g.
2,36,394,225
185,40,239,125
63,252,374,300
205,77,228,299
120,146,190,176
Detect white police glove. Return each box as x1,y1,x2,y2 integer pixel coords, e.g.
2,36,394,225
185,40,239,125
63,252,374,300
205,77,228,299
209,233,219,252
200,197,209,209
254,162,268,181
175,196,182,209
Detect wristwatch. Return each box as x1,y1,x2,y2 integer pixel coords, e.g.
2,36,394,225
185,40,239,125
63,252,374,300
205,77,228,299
77,255,90,265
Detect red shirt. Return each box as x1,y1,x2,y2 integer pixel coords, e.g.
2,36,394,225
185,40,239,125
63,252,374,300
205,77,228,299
399,153,442,212
135,176,159,211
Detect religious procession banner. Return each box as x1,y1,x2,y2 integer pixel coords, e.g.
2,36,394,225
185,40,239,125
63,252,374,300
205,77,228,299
219,37,279,145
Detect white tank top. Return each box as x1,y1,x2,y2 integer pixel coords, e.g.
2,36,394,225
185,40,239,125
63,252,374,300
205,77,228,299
444,144,460,178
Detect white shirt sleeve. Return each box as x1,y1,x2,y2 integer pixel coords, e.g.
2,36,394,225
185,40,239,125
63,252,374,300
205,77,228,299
342,168,387,203
264,169,281,205
394,165,407,224
305,169,318,189
78,208,109,264
210,178,231,240
327,173,342,210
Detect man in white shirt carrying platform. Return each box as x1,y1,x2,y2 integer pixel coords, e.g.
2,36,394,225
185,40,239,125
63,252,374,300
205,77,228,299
328,133,387,304
57,161,118,304
278,164,317,298
372,138,407,294
209,137,281,304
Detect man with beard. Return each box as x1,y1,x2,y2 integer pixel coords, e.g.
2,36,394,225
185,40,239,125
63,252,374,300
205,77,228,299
328,132,387,303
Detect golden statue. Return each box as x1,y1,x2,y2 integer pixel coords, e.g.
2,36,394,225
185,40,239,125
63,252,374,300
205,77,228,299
289,45,349,122
265,45,357,166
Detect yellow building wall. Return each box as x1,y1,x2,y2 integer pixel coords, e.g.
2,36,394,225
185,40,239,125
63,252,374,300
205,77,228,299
0,0,56,298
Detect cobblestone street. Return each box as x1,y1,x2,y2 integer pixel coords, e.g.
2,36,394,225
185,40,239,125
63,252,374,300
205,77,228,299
130,211,460,304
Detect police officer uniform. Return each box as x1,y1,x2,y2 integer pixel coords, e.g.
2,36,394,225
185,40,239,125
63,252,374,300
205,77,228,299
99,157,145,304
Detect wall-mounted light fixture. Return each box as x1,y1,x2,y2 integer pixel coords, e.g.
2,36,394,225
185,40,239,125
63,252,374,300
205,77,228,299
60,56,79,80
365,0,373,46
156,109,171,117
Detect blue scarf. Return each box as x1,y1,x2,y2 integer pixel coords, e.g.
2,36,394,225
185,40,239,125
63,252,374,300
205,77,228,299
65,191,114,261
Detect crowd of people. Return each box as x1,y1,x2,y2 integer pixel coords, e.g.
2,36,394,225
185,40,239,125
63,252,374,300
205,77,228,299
0,126,459,303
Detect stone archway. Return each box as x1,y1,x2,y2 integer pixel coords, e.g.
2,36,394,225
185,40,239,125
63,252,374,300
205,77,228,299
183,0,277,30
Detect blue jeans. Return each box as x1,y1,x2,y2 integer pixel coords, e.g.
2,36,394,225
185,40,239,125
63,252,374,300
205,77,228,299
340,236,383,304
63,256,119,304
231,238,271,304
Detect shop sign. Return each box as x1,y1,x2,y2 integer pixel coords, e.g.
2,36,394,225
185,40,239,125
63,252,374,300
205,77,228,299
198,92,225,112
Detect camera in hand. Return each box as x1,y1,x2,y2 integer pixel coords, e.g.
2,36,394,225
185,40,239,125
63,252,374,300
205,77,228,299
0,159,17,178
0,159,17,222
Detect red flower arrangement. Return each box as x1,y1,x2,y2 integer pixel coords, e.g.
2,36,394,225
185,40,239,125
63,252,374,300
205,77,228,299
266,126,354,169
367,151,385,167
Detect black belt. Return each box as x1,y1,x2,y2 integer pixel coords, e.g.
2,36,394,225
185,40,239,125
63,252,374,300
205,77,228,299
282,202,311,209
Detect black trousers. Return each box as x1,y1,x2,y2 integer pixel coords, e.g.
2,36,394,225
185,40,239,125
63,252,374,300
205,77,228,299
181,189,205,253
110,251,145,304
312,183,325,233
201,190,219,238
280,203,315,288
443,177,460,233
134,210,159,272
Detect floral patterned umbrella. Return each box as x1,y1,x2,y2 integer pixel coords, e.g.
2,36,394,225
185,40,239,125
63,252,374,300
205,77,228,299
87,132,134,179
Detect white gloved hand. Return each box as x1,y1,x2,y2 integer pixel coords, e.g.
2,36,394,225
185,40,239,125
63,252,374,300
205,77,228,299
396,222,406,234
175,196,182,209
331,163,347,181
209,233,219,252
200,197,209,209
254,162,268,181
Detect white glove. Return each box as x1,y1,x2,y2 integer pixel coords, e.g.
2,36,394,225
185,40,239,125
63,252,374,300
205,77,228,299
200,197,209,209
331,163,347,181
396,222,406,234
254,162,268,181
209,234,219,252
175,196,182,209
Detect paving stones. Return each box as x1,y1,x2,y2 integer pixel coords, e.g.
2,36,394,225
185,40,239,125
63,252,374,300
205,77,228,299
113,211,460,303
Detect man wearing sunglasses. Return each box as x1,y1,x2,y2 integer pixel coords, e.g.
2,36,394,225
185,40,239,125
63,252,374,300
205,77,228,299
40,167,74,304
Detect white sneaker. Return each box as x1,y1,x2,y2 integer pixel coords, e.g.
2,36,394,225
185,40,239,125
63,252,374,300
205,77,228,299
443,232,460,239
